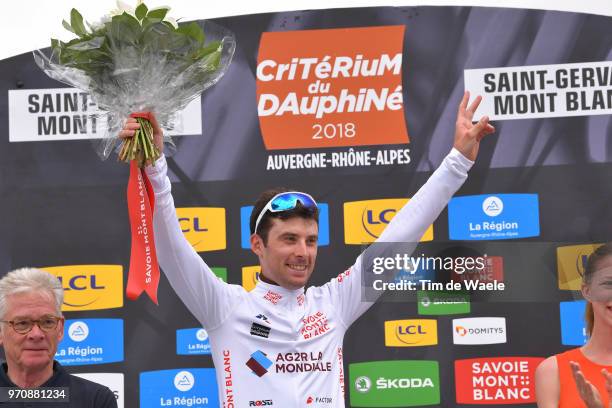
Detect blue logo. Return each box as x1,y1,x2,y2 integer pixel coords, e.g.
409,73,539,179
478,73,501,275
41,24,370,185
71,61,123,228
140,368,218,407
448,194,539,240
560,300,588,346
393,260,436,285
176,328,211,355
246,350,273,377
240,203,329,248
55,319,123,366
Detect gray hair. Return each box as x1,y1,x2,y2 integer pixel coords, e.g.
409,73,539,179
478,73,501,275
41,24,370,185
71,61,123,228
0,268,64,320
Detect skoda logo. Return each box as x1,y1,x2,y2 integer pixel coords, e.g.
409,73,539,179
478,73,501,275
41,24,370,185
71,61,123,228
174,370,195,392
355,376,372,393
482,196,503,217
420,296,431,307
68,321,89,342
196,329,208,342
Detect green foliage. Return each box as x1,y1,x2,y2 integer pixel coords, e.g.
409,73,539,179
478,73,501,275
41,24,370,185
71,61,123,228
53,2,222,80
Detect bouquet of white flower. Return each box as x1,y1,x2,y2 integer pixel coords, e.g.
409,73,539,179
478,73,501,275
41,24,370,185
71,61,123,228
34,1,235,303
34,1,234,166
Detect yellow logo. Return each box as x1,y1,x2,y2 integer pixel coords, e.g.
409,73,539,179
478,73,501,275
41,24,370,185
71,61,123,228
343,199,434,244
242,266,261,291
384,319,438,347
42,265,123,311
557,243,603,290
177,207,226,252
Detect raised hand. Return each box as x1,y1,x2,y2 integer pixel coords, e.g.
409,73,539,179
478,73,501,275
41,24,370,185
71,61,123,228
570,361,609,408
119,112,164,155
453,91,495,161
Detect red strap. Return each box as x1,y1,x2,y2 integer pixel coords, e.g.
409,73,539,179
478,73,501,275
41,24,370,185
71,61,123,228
130,112,152,121
126,160,160,304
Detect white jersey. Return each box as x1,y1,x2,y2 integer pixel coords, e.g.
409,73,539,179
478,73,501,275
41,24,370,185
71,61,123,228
146,148,473,408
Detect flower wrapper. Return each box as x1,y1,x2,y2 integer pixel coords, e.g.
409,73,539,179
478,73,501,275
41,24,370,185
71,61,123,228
33,3,235,160
32,3,236,303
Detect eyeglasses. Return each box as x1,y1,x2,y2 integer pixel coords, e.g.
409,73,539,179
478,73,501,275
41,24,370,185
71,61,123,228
254,192,317,234
1,315,63,334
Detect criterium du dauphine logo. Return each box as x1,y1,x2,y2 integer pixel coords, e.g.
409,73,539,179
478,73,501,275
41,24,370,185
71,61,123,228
68,321,89,342
174,371,195,392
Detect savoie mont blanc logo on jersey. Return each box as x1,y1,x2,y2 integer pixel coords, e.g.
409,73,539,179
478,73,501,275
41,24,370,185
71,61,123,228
344,199,433,244
240,204,330,249
560,300,588,346
349,360,440,407
42,265,123,311
557,243,603,290
176,328,211,355
140,368,218,407
73,373,124,408
417,290,470,315
448,194,539,240
384,319,438,347
176,207,226,252
256,26,408,150
455,357,544,404
55,319,123,366
452,317,507,345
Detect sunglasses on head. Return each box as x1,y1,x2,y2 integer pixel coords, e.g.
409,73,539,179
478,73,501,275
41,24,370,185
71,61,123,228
254,192,318,234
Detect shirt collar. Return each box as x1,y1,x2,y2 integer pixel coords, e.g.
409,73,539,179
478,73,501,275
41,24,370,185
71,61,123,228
0,361,63,387
253,279,306,308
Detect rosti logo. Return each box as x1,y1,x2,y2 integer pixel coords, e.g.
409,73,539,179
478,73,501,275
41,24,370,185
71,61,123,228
242,266,261,291
249,400,273,406
256,25,408,150
384,319,438,347
42,265,122,311
557,243,602,290
176,207,226,252
455,357,544,404
343,199,433,244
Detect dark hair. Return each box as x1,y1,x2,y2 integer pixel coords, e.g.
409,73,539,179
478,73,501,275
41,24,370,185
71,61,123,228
249,188,319,244
583,242,612,336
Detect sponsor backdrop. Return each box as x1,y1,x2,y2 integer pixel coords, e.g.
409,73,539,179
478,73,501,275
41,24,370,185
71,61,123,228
0,5,611,408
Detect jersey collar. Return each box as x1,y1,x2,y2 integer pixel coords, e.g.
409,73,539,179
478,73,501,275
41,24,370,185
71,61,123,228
253,279,306,308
